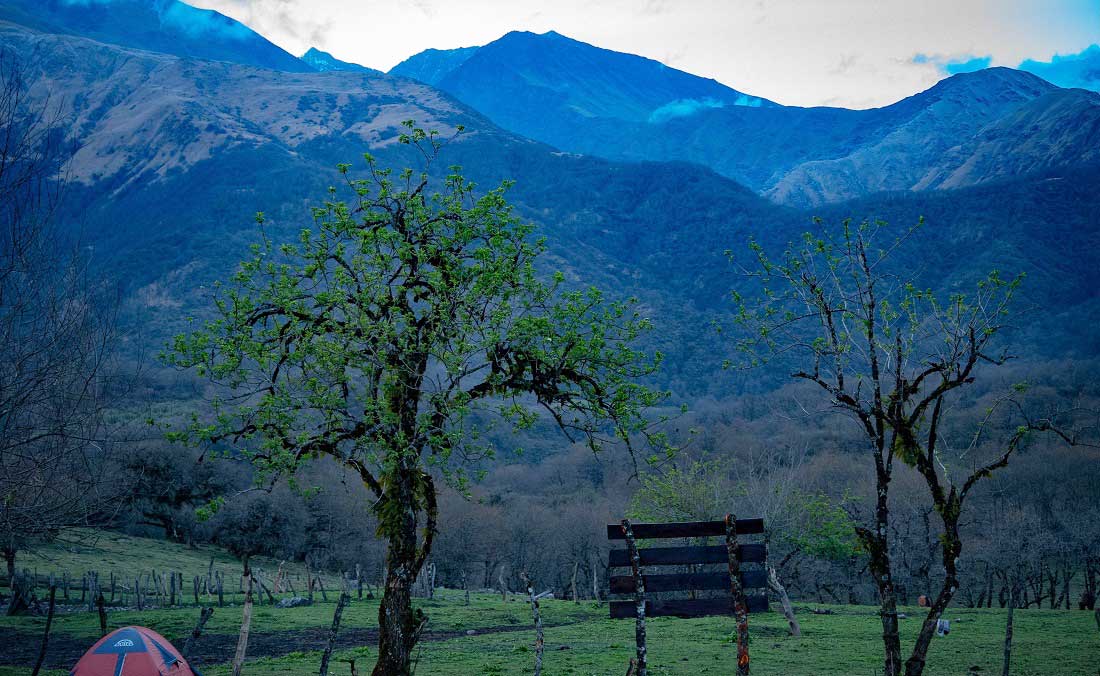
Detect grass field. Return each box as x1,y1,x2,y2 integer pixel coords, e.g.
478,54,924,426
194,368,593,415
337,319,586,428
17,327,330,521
1,532,1097,675
4,529,343,598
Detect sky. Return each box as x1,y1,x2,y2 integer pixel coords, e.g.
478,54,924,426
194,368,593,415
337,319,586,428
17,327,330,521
189,0,1100,108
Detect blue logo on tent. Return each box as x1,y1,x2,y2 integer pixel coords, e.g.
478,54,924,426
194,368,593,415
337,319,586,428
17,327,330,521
94,628,148,655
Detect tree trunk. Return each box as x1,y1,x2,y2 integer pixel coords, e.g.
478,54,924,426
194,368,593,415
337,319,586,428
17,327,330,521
372,507,427,676
592,555,600,604
306,560,315,604
859,519,902,676
231,559,254,676
571,561,579,604
4,548,15,591
767,566,801,637
904,509,963,676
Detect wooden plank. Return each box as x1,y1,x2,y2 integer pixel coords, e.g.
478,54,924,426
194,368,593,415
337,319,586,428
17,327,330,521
609,595,769,619
608,544,766,568
609,570,767,594
606,519,764,540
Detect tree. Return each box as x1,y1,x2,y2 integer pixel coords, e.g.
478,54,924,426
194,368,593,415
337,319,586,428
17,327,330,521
167,123,670,675
123,444,246,544
0,48,120,610
732,218,1091,676
628,453,856,635
211,489,309,564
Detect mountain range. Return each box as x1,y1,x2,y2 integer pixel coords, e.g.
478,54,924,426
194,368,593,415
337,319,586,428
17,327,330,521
1,0,1098,397
392,31,1100,208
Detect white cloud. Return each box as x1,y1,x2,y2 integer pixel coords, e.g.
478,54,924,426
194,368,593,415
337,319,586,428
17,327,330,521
187,0,1100,108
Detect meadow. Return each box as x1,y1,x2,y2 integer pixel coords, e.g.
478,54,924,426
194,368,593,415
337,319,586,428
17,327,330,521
1,532,1096,676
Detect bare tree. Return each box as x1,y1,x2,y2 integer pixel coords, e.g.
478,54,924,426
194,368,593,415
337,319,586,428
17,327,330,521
733,218,1095,675
0,49,120,611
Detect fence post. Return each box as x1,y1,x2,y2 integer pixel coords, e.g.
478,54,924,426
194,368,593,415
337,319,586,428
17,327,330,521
318,592,350,676
183,607,215,661
725,514,750,676
30,585,56,676
522,574,546,676
97,593,108,636
231,559,254,676
620,519,647,676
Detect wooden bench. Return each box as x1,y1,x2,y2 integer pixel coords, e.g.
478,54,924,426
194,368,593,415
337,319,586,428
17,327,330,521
607,515,767,675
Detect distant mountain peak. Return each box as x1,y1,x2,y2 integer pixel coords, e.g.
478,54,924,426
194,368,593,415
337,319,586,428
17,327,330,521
300,46,380,74
391,28,774,122
912,66,1055,109
934,66,1053,93
389,44,481,85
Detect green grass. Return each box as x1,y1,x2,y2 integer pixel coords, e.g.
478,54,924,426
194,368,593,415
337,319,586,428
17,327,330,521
205,606,1099,676
3,594,1097,675
4,529,341,606
2,532,1097,675
11,528,339,585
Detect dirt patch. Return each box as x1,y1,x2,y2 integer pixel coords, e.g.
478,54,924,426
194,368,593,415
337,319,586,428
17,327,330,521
0,623,562,670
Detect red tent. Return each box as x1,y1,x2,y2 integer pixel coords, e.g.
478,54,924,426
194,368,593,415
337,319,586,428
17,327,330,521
71,626,200,676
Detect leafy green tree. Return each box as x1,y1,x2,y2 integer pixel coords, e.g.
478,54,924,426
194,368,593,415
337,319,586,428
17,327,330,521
166,124,670,675
732,217,1087,676
628,460,732,523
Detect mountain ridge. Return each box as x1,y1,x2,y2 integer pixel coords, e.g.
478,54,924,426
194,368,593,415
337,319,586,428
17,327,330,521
391,32,1100,208
3,11,1099,396
0,0,314,72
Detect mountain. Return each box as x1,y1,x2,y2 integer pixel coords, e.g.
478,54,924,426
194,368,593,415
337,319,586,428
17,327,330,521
391,30,773,128
3,13,1099,396
763,68,1100,206
392,32,1100,208
0,0,313,72
301,46,379,73
390,45,479,85
0,19,779,388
